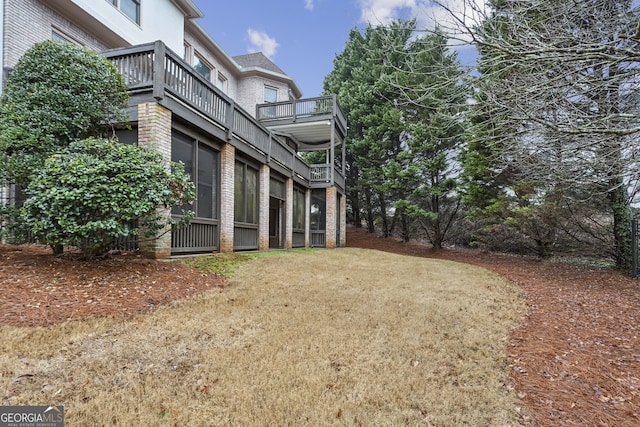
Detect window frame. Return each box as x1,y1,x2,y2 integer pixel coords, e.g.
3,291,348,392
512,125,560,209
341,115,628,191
216,72,227,92
106,0,141,25
51,29,79,45
264,85,278,103
193,52,213,81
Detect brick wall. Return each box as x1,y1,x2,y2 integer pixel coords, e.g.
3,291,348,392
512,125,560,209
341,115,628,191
219,143,235,253
325,186,337,249
285,178,293,249
305,189,311,248
136,102,172,258
258,165,270,251
4,0,109,69
235,76,291,118
340,192,347,247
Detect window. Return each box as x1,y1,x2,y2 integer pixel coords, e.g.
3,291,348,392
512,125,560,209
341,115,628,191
106,0,140,25
264,86,277,103
171,131,219,219
216,73,227,92
193,53,212,81
51,30,75,44
234,162,258,224
183,43,191,62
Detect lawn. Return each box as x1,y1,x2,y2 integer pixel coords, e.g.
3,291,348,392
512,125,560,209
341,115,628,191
1,249,526,426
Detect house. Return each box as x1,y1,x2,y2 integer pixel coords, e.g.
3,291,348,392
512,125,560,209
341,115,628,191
0,0,347,258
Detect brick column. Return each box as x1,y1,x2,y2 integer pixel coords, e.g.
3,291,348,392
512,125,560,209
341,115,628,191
340,192,347,247
258,165,270,251
285,178,293,249
137,102,172,259
219,143,235,253
325,186,337,249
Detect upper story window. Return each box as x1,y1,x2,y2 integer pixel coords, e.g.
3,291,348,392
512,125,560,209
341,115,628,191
216,73,227,92
107,0,140,25
193,53,212,81
264,86,277,103
183,43,191,62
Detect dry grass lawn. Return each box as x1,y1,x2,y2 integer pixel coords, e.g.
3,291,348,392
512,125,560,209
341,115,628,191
1,248,526,426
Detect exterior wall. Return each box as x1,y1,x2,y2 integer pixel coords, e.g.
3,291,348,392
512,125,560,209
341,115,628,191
285,178,293,249
305,189,311,248
3,0,109,70
236,76,291,118
258,165,270,251
340,192,347,247
67,0,185,53
183,30,238,100
325,186,338,249
219,143,235,253
137,102,172,258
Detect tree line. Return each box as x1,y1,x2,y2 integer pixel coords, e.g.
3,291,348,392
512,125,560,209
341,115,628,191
324,0,640,271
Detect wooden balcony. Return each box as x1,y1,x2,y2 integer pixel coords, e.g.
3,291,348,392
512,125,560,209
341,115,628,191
103,41,345,191
256,96,347,190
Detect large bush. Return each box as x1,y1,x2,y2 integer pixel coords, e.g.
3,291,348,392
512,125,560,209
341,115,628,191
0,41,128,186
21,138,195,258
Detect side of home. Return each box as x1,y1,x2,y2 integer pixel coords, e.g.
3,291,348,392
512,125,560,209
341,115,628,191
0,0,347,257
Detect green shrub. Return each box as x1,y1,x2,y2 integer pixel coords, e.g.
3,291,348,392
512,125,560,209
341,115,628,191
0,40,128,187
21,138,195,258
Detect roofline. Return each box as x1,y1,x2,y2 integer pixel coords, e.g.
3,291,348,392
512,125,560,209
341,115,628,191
185,20,243,75
170,0,204,19
185,20,304,99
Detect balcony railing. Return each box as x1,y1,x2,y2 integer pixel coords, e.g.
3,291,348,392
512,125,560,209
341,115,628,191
103,41,343,190
256,96,346,129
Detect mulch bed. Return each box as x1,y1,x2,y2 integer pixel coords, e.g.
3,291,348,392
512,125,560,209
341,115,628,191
1,228,639,426
346,226,640,427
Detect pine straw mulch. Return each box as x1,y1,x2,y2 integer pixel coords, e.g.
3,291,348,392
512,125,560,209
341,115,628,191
1,228,639,426
346,226,640,427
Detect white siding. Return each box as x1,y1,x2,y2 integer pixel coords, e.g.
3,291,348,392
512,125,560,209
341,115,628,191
70,0,185,52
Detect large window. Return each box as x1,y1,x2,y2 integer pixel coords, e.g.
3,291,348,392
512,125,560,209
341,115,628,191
107,0,140,25
171,131,219,219
193,53,212,81
234,162,258,224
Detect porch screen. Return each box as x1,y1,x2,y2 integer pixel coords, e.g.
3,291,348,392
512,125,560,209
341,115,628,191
171,130,219,219
310,190,326,231
234,161,258,224
293,188,305,230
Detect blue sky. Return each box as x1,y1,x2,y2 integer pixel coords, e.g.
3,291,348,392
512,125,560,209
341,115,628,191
192,1,482,98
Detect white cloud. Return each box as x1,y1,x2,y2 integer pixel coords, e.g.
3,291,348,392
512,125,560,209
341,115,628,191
305,0,314,11
359,0,417,26
359,0,487,45
246,28,279,58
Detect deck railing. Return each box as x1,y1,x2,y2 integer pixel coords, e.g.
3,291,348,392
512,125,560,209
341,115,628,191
255,96,347,132
104,41,342,187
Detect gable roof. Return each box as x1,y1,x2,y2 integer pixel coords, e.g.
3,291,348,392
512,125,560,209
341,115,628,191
233,52,286,76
